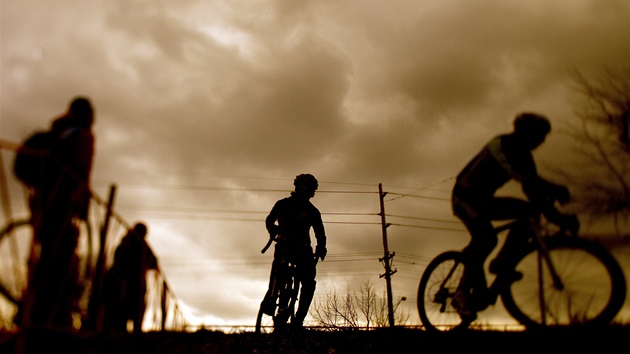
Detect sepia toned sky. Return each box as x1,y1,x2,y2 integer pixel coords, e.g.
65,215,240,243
2,0,630,327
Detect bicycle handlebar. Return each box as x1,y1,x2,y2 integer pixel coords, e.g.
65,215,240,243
261,234,276,254
261,234,322,265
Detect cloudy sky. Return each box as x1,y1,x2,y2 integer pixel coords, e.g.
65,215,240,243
2,0,630,328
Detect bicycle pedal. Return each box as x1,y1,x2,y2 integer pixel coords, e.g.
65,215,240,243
497,271,523,283
505,271,523,282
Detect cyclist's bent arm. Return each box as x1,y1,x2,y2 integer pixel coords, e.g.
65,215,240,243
265,202,281,236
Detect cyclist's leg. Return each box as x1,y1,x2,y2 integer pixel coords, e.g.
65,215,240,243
458,218,496,306
294,254,316,327
487,197,535,275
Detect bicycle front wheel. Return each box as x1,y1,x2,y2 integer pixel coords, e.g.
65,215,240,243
418,251,466,331
501,236,627,327
255,263,299,333
255,300,275,334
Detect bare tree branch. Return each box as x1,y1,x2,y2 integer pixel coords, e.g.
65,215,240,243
309,280,409,329
554,67,630,233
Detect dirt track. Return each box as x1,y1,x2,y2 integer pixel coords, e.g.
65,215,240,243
2,325,627,354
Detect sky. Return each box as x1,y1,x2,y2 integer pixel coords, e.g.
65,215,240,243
1,0,630,328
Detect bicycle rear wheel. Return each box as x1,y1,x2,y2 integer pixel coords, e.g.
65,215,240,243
417,251,466,331
501,236,627,327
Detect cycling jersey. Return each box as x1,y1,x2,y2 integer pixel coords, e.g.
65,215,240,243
454,134,538,201
265,196,326,249
453,133,565,221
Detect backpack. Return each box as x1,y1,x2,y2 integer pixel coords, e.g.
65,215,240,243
13,129,59,188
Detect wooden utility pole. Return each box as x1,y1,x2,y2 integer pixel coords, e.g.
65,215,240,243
378,183,396,327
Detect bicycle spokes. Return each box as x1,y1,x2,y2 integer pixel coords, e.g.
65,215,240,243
502,237,626,327
418,251,468,331
432,288,451,312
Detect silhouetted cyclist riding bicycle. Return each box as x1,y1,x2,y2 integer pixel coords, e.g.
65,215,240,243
424,112,624,330
418,199,626,331
255,174,327,333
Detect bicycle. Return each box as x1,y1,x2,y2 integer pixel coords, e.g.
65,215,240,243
255,235,316,333
0,218,32,307
0,217,95,328
417,215,627,331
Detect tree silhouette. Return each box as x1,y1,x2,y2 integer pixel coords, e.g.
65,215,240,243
558,68,630,234
309,280,409,329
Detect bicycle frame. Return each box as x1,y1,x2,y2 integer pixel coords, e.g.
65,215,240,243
427,218,563,319
477,217,565,306
529,223,564,291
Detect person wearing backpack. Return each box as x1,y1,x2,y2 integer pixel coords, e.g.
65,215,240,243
17,96,95,330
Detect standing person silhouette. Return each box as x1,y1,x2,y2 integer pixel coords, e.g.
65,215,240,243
450,112,577,326
104,222,158,333
18,96,95,329
264,174,327,329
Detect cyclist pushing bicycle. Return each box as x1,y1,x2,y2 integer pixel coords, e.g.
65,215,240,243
261,173,327,330
451,112,579,327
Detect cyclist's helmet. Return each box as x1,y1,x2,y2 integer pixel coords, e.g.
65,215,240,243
513,112,551,135
294,173,318,191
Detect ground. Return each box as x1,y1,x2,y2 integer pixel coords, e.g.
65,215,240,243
1,325,628,353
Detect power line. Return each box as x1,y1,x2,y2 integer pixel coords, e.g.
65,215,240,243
382,176,455,202
381,176,455,192
385,192,449,202
115,204,379,218
113,182,377,195
388,223,465,232
158,252,387,266
115,212,462,231
95,175,381,189
385,213,460,224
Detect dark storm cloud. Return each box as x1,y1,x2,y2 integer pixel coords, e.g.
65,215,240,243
92,0,354,178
